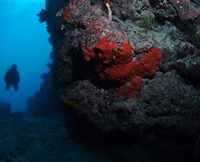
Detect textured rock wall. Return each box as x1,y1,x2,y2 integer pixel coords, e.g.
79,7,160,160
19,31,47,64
43,0,200,161
26,70,61,117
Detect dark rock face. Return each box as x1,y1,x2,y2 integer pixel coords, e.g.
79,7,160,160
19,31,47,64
185,17,200,46
194,136,200,161
148,0,200,47
174,51,200,85
0,101,11,117
192,0,200,4
63,71,200,134
149,0,199,22
43,0,200,161
26,71,61,117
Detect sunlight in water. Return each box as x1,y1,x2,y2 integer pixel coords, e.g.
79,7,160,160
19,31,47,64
0,0,51,112
0,0,44,3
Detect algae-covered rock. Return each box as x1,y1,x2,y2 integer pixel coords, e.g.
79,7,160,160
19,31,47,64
43,0,200,161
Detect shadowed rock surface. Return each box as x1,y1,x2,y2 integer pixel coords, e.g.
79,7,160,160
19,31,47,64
26,67,62,117
1,114,192,162
0,101,11,118
40,0,200,161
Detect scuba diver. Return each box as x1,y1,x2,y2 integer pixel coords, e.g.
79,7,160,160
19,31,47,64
4,64,20,91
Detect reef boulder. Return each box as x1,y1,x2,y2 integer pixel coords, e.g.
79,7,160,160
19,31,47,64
43,0,200,161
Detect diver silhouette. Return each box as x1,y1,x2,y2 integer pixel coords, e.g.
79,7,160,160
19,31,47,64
4,64,20,91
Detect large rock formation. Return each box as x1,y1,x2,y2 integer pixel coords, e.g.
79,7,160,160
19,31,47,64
26,66,61,117
42,0,200,161
0,101,11,118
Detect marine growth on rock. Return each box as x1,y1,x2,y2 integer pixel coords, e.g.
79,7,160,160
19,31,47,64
61,0,162,98
84,37,162,98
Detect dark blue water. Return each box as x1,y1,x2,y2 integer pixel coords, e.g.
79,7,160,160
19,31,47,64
0,0,51,112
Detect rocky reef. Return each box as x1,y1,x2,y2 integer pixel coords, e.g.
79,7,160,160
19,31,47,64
41,0,200,161
26,68,61,117
0,101,11,118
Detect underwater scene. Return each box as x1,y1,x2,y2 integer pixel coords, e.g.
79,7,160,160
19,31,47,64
0,0,200,161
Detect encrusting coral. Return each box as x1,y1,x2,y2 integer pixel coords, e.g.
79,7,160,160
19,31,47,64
41,0,200,161
60,0,162,99
84,37,162,98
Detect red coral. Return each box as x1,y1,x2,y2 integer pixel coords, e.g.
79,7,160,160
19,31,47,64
140,48,163,77
118,76,142,98
63,8,73,22
115,42,133,65
84,37,162,99
102,62,140,82
84,37,132,65
72,0,78,3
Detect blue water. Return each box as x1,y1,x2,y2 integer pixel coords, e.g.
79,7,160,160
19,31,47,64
0,0,51,112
